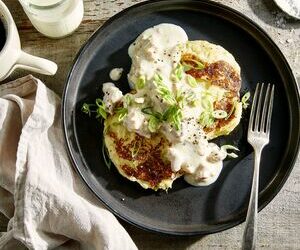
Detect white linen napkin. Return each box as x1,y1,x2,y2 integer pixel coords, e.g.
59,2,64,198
0,75,137,250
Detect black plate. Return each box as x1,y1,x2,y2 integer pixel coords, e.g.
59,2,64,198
62,0,300,235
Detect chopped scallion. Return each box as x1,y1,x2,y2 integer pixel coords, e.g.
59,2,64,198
153,73,176,105
148,116,161,132
172,63,184,82
115,107,128,121
221,145,239,159
136,76,146,89
124,94,133,107
187,74,198,88
212,110,227,119
199,111,215,128
201,97,214,111
141,107,163,120
165,106,182,130
189,59,205,70
81,103,92,116
221,145,240,151
241,91,250,109
227,152,238,158
95,98,107,119
181,62,193,72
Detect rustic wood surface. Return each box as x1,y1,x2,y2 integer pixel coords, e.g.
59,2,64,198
1,0,300,249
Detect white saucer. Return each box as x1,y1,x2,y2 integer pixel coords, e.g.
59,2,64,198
273,0,300,19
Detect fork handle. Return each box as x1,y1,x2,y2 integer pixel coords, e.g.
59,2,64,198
242,149,262,250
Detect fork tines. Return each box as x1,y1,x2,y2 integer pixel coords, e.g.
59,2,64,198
248,83,275,135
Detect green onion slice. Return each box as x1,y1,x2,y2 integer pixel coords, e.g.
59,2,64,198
172,63,184,82
181,59,205,71
95,98,107,119
141,107,163,120
136,76,146,89
185,92,197,104
241,91,251,109
221,145,239,158
199,111,214,128
124,94,133,107
154,73,163,82
115,107,128,121
153,73,177,105
227,152,238,158
82,99,107,120
148,116,161,132
81,103,92,116
221,145,240,152
212,110,227,119
182,62,193,72
187,74,198,88
189,59,205,70
201,97,213,111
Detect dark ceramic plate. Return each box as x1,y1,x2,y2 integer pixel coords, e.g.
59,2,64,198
62,0,300,235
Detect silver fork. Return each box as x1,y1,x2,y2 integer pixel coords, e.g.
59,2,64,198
242,83,275,250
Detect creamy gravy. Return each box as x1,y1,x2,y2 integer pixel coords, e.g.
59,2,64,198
109,68,123,81
103,24,229,186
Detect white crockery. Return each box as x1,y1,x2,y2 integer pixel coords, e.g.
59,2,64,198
0,0,57,81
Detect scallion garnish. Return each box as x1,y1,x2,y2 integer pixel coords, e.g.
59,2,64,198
199,111,215,128
187,74,198,88
148,116,161,132
95,98,107,119
153,73,177,105
181,62,193,72
141,107,164,120
172,63,184,82
115,107,128,121
189,59,205,70
142,105,182,131
201,96,214,111
185,92,197,105
163,105,182,130
81,103,92,116
175,90,185,108
212,110,227,119
124,94,133,107
221,145,239,158
82,99,107,120
241,91,250,109
141,107,163,132
136,76,146,89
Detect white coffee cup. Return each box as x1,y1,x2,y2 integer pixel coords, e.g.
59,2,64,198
0,0,57,81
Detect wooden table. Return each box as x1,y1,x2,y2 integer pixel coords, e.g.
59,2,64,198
2,0,300,249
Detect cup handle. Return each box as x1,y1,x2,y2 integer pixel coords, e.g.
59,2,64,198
16,50,58,75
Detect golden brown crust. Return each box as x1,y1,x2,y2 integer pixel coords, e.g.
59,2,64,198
107,131,173,188
181,54,241,94
181,53,241,131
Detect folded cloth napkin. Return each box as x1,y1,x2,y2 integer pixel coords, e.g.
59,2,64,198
0,75,137,250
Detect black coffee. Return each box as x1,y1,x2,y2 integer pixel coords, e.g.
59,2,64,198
0,19,6,51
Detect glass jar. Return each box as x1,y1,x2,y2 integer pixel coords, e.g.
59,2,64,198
18,0,84,39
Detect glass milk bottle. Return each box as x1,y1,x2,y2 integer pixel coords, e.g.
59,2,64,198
19,0,84,38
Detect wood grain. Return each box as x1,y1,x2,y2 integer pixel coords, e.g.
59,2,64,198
1,0,299,249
